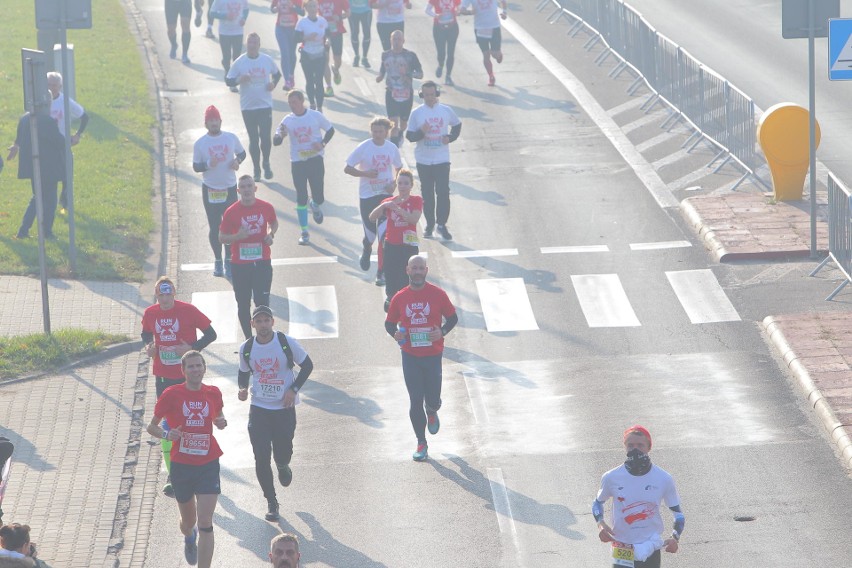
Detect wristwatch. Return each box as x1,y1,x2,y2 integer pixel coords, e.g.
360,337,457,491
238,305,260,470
291,385,300,394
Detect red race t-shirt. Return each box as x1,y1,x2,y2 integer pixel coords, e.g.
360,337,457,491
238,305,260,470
155,383,224,466
382,195,422,246
220,199,277,264
386,282,456,356
141,301,212,379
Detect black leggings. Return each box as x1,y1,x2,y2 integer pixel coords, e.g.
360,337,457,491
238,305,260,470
231,260,273,339
383,243,417,300
401,352,443,443
360,194,386,243
219,34,243,73
613,550,660,568
377,21,403,51
247,405,296,501
416,162,451,228
433,22,459,75
241,108,273,170
349,11,373,57
202,184,237,260
300,53,326,110
292,156,325,206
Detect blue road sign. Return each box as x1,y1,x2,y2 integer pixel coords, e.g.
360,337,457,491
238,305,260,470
829,18,852,80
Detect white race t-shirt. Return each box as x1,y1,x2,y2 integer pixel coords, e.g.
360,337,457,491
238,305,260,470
375,0,407,23
226,53,280,110
595,464,681,545
238,333,308,410
346,138,403,199
212,0,248,36
50,93,85,137
461,0,500,30
295,16,329,56
275,109,333,162
406,102,461,165
193,131,245,191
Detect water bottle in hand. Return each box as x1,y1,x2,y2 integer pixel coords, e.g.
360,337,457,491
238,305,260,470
397,325,407,346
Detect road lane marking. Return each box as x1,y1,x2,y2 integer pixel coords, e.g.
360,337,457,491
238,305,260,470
286,285,339,339
191,291,240,344
475,278,539,332
462,371,490,424
629,240,692,250
541,245,610,254
571,274,641,327
451,249,519,258
666,269,741,324
182,256,339,271
487,467,519,538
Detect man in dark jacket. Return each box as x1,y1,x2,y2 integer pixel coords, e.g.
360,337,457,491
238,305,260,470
6,111,66,239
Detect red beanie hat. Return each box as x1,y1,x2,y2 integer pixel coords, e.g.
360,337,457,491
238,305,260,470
204,105,221,123
623,425,652,449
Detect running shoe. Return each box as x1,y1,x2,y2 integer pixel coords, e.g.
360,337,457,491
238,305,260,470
445,75,454,86
298,231,310,245
264,166,273,180
423,225,434,238
182,54,191,65
265,498,280,521
59,207,67,216
213,259,224,278
206,26,215,39
353,54,360,67
333,66,342,85
163,482,175,498
362,58,371,69
194,10,202,27
488,74,496,87
427,411,440,435
412,442,428,462
184,527,198,566
359,240,371,271
495,52,503,64
169,45,177,59
310,200,324,224
278,464,293,487
436,224,453,241
324,86,335,97
253,167,261,182
229,86,239,93
436,64,443,78
375,271,385,286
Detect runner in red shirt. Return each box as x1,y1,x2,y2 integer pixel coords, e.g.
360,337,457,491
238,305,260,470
219,174,279,339
384,255,458,461
141,276,217,497
369,168,422,312
147,351,228,568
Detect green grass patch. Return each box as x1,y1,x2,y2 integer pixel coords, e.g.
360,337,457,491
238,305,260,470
0,0,155,280
0,328,129,379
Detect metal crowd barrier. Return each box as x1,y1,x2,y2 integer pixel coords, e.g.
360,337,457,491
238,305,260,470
536,0,764,190
810,173,852,300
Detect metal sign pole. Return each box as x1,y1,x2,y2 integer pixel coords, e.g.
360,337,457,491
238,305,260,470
809,0,818,258
59,2,77,273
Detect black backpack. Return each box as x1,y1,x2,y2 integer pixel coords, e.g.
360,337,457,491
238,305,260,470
242,332,295,371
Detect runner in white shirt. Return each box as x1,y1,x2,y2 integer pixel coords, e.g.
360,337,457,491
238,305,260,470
273,89,336,245
225,32,282,182
237,306,313,522
47,72,88,213
192,105,247,278
460,0,507,86
344,116,402,280
593,426,685,568
371,0,411,51
295,1,330,112
405,81,461,240
210,0,249,90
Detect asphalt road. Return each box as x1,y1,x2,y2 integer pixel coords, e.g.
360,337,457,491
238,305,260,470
137,1,852,566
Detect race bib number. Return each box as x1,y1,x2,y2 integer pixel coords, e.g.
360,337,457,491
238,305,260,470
475,27,494,39
329,20,338,33
158,346,181,366
239,242,263,261
179,433,211,456
371,179,392,195
611,542,634,567
439,12,454,24
409,327,433,348
425,134,443,148
298,148,318,160
207,188,228,204
392,87,411,101
402,230,419,245
256,378,286,401
387,4,402,15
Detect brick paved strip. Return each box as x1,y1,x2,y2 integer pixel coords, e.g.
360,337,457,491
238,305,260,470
763,313,852,469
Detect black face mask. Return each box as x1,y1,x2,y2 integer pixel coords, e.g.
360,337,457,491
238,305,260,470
624,447,652,476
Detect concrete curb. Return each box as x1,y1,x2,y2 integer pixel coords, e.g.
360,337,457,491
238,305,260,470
762,316,852,469
0,340,142,386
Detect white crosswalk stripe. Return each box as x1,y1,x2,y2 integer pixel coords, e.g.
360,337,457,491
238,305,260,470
475,278,539,332
191,291,240,344
571,274,641,327
666,269,741,323
286,285,339,339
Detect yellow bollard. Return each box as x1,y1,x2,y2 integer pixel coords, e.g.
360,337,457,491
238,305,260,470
757,103,820,201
